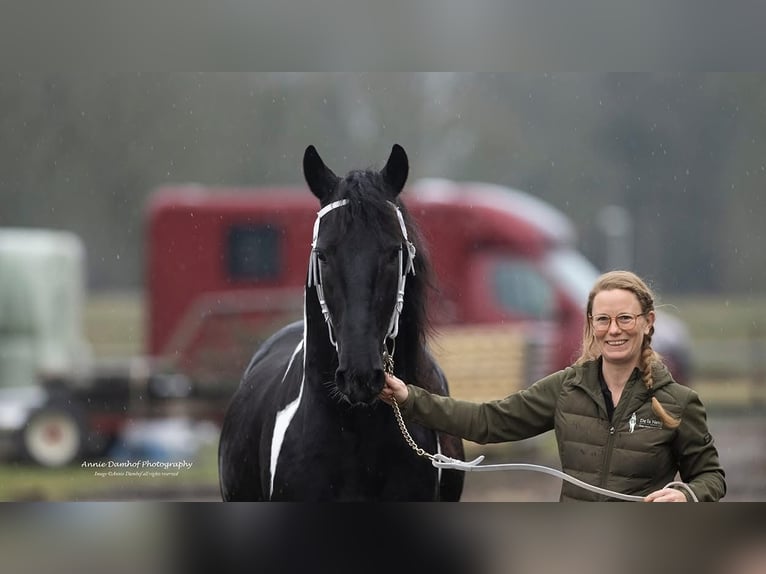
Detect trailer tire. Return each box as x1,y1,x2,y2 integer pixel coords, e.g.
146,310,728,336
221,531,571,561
20,403,86,467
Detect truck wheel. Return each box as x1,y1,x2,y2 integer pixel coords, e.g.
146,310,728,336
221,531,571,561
20,404,85,467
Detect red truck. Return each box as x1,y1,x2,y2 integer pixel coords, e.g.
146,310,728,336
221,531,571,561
146,178,691,405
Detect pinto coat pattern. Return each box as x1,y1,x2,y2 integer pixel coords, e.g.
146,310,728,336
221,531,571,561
218,145,465,501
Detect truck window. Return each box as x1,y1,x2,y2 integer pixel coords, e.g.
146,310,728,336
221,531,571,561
492,260,555,320
227,225,281,281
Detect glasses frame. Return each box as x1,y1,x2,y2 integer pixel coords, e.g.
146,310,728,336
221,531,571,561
589,312,646,333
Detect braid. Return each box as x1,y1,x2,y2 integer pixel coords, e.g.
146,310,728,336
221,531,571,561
641,325,681,429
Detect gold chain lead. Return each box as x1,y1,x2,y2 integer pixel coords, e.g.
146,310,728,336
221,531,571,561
391,398,434,461
384,346,435,461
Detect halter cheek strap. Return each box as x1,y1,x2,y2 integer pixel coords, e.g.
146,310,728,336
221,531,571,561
306,199,415,351
386,206,416,340
307,200,347,348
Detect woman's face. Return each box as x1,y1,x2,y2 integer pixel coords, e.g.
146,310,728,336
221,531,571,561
591,288,654,368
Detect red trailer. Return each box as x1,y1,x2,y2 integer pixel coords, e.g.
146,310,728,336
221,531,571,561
146,179,691,404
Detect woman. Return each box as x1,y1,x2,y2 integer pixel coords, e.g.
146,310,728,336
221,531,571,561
380,270,726,501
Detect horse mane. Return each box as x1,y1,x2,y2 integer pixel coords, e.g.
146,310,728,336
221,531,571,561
329,169,437,383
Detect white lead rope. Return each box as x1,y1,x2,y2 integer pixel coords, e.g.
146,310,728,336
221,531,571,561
390,399,698,502
430,454,646,501
431,451,699,502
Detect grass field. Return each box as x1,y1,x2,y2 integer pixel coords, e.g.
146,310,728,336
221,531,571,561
0,443,220,501
83,291,145,358
659,294,766,379
665,294,766,339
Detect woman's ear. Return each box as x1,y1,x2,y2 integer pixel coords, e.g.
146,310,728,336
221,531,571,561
645,310,656,335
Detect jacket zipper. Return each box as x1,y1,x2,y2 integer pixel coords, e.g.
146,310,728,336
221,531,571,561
600,423,616,490
599,378,637,491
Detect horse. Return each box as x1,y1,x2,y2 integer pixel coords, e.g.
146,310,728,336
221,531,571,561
217,144,465,501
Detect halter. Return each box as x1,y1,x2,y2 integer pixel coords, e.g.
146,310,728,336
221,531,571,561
307,199,416,355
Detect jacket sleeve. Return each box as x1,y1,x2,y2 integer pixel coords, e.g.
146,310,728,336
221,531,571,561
399,371,565,444
673,390,727,501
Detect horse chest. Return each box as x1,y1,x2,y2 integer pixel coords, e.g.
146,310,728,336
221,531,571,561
277,405,396,463
269,406,421,500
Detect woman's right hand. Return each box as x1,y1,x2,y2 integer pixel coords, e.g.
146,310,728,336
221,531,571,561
379,373,409,405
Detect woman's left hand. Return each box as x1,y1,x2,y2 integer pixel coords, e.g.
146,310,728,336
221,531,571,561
643,488,688,502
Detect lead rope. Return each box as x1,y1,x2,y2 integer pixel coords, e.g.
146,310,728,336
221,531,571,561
385,362,698,502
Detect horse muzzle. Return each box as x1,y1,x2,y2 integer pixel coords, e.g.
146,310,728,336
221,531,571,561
334,367,386,406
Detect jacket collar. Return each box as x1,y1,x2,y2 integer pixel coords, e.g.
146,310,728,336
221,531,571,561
573,357,675,417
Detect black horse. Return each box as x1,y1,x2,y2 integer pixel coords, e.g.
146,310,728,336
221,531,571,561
218,144,465,501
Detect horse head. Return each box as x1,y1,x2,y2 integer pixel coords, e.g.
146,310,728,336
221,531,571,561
303,144,414,406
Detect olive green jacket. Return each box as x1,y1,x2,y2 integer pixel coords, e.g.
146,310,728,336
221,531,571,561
401,359,726,502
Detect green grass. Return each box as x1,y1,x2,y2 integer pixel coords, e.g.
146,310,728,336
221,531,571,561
0,443,220,501
661,294,766,378
83,291,145,358
662,293,766,340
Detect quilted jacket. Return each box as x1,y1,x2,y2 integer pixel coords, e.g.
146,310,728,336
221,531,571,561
400,359,726,501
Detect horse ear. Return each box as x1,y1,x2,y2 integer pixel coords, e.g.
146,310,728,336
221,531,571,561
303,145,339,201
381,144,409,197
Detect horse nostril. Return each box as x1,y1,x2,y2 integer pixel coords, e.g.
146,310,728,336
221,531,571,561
334,368,386,404
335,369,347,390
371,368,385,391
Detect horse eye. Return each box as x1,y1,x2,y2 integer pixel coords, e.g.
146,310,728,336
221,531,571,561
388,248,401,263
315,250,327,263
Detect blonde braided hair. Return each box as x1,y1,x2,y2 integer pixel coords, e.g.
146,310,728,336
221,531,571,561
575,270,680,429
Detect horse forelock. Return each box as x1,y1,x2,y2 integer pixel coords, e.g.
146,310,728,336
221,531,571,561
321,170,402,240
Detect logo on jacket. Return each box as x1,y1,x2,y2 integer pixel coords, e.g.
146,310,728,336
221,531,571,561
638,417,663,429
628,412,663,432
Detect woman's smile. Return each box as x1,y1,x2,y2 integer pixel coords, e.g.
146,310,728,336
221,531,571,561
592,289,654,367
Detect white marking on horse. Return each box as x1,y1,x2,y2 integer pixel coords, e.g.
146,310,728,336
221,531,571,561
269,295,310,499
269,341,304,499
269,377,303,499
281,339,304,384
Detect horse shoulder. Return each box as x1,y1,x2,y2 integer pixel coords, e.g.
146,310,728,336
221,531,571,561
219,321,306,500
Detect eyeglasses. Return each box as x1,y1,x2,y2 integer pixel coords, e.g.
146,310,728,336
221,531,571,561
589,313,646,332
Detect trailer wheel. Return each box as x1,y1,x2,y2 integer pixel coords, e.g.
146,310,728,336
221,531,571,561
20,404,85,467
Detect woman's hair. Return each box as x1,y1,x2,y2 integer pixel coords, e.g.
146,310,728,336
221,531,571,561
575,270,680,429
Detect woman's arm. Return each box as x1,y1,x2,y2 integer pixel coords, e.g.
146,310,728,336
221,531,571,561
672,390,727,501
381,371,565,444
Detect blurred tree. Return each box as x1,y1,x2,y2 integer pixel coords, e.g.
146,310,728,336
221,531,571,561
0,73,764,295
